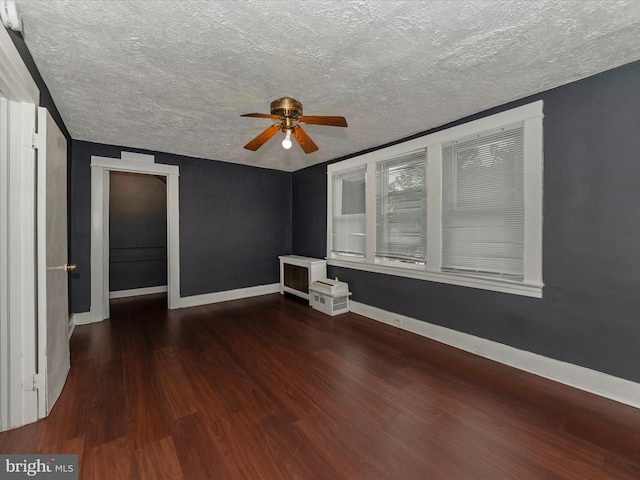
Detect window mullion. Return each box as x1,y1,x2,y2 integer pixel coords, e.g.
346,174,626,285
365,162,377,263
426,144,442,272
522,116,543,285
326,169,333,260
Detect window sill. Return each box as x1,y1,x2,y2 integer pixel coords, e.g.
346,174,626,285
327,258,543,298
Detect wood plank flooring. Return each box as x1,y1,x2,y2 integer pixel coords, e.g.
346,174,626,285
2,293,640,479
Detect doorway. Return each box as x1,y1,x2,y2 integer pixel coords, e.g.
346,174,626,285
90,153,180,322
109,171,168,299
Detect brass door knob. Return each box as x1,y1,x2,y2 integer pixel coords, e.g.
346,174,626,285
65,264,77,272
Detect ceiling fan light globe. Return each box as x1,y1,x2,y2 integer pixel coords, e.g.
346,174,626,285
282,130,293,149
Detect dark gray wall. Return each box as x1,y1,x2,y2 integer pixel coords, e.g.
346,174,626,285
292,60,640,383
168,154,291,297
70,141,292,312
109,171,167,292
292,163,328,258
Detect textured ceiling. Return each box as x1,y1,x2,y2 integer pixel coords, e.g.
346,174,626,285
15,0,640,171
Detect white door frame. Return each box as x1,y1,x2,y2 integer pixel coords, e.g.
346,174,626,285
0,26,41,431
0,96,8,431
90,154,180,321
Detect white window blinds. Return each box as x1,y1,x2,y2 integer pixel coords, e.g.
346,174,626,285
375,151,427,264
442,124,524,279
331,167,366,257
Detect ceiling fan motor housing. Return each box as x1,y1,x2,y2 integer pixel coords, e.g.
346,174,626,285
271,97,303,119
242,97,345,153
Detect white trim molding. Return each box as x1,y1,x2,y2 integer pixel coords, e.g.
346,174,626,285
120,152,155,163
329,259,543,298
109,285,168,299
350,301,640,410
70,312,92,326
90,153,180,322
74,283,280,325
1,97,39,430
0,26,38,103
180,284,280,309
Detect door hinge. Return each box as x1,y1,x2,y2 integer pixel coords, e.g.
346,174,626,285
24,373,44,391
32,131,45,150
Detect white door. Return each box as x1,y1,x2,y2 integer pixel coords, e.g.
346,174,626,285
36,107,70,417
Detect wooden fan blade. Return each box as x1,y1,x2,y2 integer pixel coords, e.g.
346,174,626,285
298,115,348,127
243,124,281,151
291,126,319,154
241,113,284,120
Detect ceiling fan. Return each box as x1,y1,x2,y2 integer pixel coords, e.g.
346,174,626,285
241,97,347,154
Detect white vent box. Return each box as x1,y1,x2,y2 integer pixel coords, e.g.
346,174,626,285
310,278,350,296
309,279,351,316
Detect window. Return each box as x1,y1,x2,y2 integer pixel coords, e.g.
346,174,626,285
327,101,543,298
376,151,427,264
442,125,524,279
331,166,366,258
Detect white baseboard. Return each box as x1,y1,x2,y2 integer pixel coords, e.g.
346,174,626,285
350,301,640,410
109,285,168,299
89,304,105,323
180,283,280,309
70,312,93,326
73,284,280,326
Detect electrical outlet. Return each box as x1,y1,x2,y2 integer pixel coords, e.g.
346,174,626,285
392,317,403,327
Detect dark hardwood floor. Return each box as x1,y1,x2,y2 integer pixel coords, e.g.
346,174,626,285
2,293,640,479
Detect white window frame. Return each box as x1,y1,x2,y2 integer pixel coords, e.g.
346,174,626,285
326,101,543,298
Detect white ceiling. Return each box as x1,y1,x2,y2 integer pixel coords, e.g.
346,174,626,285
15,0,640,172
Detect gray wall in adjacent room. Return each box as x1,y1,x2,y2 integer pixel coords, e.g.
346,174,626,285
292,60,640,383
70,141,292,313
109,171,167,292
